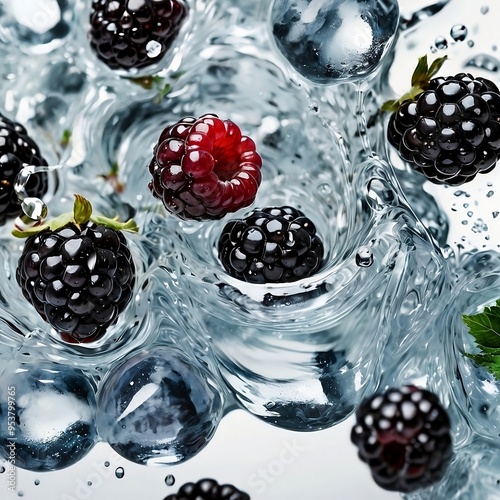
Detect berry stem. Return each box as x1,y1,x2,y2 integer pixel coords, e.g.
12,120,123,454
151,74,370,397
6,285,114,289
12,194,138,238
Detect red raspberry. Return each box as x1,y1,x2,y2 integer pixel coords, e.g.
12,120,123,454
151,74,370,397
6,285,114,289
148,114,263,220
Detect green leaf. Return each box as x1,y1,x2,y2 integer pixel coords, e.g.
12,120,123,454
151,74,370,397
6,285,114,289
60,129,72,148
73,194,93,225
462,300,500,348
462,300,500,379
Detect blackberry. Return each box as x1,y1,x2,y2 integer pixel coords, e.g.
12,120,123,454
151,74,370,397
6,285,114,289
148,114,263,220
15,196,136,343
386,55,500,185
0,112,48,225
351,385,452,493
218,206,324,284
89,0,188,71
163,478,250,500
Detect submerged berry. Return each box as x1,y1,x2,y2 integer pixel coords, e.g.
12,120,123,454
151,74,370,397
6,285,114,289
149,114,263,220
16,222,135,343
351,385,452,493
218,206,324,284
89,0,188,71
0,112,48,225
163,478,250,500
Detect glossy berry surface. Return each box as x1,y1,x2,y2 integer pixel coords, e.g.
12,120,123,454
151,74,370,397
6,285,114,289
16,222,135,343
218,206,324,284
351,385,452,493
0,112,48,225
89,0,188,71
163,478,250,500
149,114,263,220
388,73,500,185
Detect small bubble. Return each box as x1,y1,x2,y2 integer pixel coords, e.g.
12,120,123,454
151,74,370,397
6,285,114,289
435,36,448,50
0,466,5,473
487,191,494,198
480,6,489,14
462,220,469,225
165,474,175,486
308,100,319,113
493,211,499,218
467,211,473,217
450,25,467,42
104,461,110,467
146,40,162,58
468,40,475,48
115,467,125,479
87,481,92,486
34,479,40,486
355,246,374,267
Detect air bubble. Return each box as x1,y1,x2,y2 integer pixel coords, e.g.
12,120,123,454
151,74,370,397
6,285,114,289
146,40,162,58
34,479,40,486
87,481,92,486
450,24,467,42
355,246,374,267
104,461,110,467
115,467,125,479
165,474,175,486
435,36,448,50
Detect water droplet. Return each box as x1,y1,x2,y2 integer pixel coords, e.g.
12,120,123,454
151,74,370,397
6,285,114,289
0,466,5,473
146,40,162,58
450,24,467,42
367,178,398,210
87,481,92,486
115,467,125,479
487,191,494,198
308,100,319,113
21,197,48,221
493,211,499,218
104,461,110,467
318,183,332,195
355,246,374,267
34,479,40,486
467,211,473,217
435,36,448,50
466,54,500,72
480,6,489,14
18,493,24,498
165,474,175,486
468,40,475,48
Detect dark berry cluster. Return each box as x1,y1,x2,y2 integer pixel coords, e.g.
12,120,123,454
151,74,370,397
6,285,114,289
164,478,250,500
16,222,135,343
388,72,500,185
0,112,48,225
149,114,263,220
218,206,324,284
351,385,452,493
89,0,188,71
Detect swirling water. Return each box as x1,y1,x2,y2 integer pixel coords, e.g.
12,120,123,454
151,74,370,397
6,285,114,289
0,0,499,498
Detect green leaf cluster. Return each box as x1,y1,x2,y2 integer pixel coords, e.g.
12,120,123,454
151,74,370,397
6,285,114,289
462,299,500,380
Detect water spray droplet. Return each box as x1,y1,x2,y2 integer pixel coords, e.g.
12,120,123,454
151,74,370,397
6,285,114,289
435,36,448,49
165,474,175,486
34,479,40,486
450,24,467,42
0,466,5,473
146,40,162,58
480,6,489,15
466,54,500,72
104,461,110,467
115,467,125,479
355,246,374,267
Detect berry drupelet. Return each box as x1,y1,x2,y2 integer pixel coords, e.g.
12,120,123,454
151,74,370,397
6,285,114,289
351,385,452,493
15,195,137,343
89,0,188,71
149,114,263,220
0,112,48,225
163,478,250,500
386,55,500,185
218,206,324,284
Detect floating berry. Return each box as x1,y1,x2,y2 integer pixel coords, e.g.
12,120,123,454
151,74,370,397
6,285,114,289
149,114,263,220
351,385,452,493
218,206,324,284
15,195,138,343
385,56,500,185
0,112,48,225
89,0,188,71
163,478,250,500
